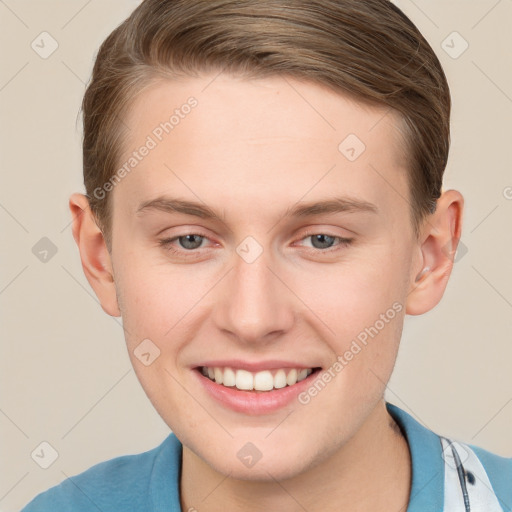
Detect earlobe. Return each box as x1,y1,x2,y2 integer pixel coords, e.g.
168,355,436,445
405,189,464,316
69,193,121,317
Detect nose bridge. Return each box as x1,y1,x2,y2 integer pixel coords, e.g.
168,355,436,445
215,247,294,343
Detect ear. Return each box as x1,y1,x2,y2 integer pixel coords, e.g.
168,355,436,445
406,189,464,316
69,193,121,317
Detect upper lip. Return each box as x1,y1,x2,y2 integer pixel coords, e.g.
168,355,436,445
195,359,321,372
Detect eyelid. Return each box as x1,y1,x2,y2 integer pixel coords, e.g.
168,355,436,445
292,230,353,251
158,230,215,249
296,227,351,239
158,228,353,257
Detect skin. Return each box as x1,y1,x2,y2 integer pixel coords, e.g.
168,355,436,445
70,73,463,511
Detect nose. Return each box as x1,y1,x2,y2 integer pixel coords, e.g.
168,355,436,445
212,249,295,346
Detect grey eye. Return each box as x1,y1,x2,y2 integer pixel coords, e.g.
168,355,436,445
178,234,204,250
309,234,336,249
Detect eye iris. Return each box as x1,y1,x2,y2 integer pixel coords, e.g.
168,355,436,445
311,234,335,249
179,234,203,250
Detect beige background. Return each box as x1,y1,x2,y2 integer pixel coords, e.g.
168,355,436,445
1,0,511,510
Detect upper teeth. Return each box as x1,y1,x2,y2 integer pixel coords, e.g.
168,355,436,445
201,366,313,391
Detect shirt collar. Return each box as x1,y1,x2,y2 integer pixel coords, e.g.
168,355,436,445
149,430,182,511
386,401,445,511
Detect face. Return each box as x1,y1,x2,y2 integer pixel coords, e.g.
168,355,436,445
108,73,418,481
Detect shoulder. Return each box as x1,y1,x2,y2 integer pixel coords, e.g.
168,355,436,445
469,442,512,472
20,433,180,512
386,402,512,511
468,442,512,511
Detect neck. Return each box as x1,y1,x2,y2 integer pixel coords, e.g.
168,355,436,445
180,400,412,512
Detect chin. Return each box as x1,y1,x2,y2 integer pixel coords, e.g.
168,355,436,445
197,439,318,483
219,456,309,482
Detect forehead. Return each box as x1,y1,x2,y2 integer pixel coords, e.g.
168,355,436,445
113,73,409,228
123,73,404,150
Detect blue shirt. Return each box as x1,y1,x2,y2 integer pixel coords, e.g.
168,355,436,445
20,402,512,511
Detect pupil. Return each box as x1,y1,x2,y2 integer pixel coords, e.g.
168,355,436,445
312,234,334,249
181,234,202,250
179,234,335,250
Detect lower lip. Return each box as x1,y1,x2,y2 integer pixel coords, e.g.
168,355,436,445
193,368,321,415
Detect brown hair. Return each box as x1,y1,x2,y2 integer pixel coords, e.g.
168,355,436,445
81,0,450,249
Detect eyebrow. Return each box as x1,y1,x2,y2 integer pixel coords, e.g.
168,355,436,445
136,196,379,221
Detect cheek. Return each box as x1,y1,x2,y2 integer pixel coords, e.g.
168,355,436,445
298,249,403,328
295,245,406,374
114,253,215,346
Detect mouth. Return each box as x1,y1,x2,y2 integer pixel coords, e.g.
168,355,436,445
195,365,323,393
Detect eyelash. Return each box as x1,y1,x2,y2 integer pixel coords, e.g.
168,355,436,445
158,230,353,257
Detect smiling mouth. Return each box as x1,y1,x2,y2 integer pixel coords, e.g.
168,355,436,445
197,366,322,392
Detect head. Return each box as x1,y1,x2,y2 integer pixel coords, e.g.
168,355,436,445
71,0,463,481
